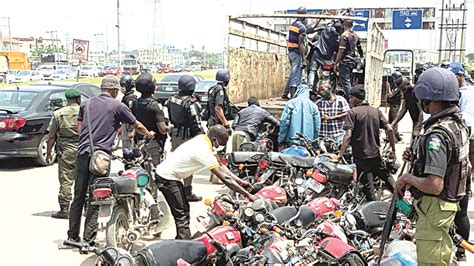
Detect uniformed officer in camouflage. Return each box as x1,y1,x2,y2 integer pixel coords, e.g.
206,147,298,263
396,67,469,265
46,87,81,219
167,75,205,201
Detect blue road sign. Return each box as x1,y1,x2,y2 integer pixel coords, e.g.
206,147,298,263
349,10,369,32
392,9,422,30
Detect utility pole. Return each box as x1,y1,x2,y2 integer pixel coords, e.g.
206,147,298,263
116,0,121,68
46,30,58,66
7,17,11,53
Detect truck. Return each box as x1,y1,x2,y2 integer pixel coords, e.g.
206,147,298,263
122,56,140,75
0,52,31,83
226,14,385,117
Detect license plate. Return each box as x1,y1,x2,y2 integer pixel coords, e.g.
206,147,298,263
164,87,174,91
322,71,330,76
201,96,208,102
307,179,325,193
99,204,112,218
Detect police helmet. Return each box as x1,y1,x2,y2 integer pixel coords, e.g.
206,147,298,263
216,70,231,83
414,67,460,102
178,75,197,93
135,73,156,94
391,71,403,83
119,75,135,91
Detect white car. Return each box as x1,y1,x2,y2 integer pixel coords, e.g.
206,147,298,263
5,70,18,83
12,70,44,83
80,66,99,77
51,70,76,80
37,65,56,80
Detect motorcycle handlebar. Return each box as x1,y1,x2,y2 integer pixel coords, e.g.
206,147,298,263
63,240,83,249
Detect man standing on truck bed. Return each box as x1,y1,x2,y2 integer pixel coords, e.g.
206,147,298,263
282,6,308,100
334,20,364,97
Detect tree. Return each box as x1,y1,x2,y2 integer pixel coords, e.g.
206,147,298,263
30,45,65,61
466,53,474,62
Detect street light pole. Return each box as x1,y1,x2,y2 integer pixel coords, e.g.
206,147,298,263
117,0,121,68
7,17,11,53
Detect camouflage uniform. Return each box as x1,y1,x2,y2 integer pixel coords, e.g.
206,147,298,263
48,103,80,211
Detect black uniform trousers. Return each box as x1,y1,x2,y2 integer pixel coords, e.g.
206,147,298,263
355,156,392,202
68,152,100,243
156,175,191,239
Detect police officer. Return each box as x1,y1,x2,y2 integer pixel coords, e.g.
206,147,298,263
396,67,470,266
167,75,205,202
120,75,137,150
207,69,232,132
46,88,81,219
206,69,232,183
131,73,173,166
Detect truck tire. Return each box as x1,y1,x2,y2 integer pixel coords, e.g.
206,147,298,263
33,135,56,166
106,206,131,250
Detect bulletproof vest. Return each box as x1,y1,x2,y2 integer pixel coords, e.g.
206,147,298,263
207,84,231,119
55,105,80,140
168,95,197,129
411,116,469,202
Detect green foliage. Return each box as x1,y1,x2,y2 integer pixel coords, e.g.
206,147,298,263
183,50,223,67
30,45,65,60
466,53,474,62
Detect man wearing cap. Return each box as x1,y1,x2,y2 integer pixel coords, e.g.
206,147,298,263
337,84,396,202
396,68,470,265
232,96,279,151
449,61,473,262
131,73,174,167
46,88,81,219
167,75,205,202
67,75,156,246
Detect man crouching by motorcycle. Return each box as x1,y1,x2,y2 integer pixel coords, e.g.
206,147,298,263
155,125,258,239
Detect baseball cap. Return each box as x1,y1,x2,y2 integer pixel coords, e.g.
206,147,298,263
101,75,120,90
65,88,81,99
349,84,366,100
448,61,466,76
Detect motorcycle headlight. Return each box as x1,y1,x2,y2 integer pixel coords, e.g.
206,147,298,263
244,208,255,217
345,213,357,228
255,213,265,223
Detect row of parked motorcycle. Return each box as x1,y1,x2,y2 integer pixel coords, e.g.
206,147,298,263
62,129,464,265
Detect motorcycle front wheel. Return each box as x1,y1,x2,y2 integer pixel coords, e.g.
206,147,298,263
106,206,131,250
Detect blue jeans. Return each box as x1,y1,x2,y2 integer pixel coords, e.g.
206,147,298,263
338,64,353,97
307,52,324,90
284,51,303,96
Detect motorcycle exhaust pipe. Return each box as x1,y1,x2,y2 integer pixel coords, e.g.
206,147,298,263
127,231,141,243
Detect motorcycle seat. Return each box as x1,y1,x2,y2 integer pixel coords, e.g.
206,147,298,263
136,240,208,265
269,152,314,168
229,151,265,165
270,206,298,225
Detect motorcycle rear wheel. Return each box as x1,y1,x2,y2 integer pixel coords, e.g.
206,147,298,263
106,206,131,250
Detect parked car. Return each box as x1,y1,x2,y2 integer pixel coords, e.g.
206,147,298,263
80,66,99,77
154,74,204,104
194,80,217,107
103,66,122,76
5,70,18,83
0,83,101,166
171,65,185,73
12,70,44,83
51,70,75,81
158,65,172,73
142,65,158,73
37,65,56,80
99,66,110,77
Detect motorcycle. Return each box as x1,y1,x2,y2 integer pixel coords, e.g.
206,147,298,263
90,141,172,250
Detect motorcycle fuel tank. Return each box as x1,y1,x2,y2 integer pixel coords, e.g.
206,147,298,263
194,226,242,255
256,185,287,206
306,197,340,217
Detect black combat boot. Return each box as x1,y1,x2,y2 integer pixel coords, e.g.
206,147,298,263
52,204,69,219
184,186,202,202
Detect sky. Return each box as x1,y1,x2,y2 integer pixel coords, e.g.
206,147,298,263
1,0,473,54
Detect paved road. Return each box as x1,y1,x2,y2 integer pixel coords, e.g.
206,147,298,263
0,112,472,265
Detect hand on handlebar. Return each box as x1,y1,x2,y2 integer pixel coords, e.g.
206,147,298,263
330,154,341,163
248,194,259,202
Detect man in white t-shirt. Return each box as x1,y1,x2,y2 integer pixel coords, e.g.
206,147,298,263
155,125,258,239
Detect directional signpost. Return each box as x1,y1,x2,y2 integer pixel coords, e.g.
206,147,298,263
392,9,422,30
350,10,370,32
